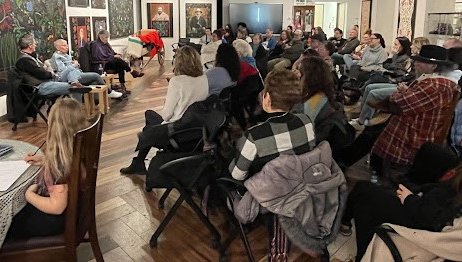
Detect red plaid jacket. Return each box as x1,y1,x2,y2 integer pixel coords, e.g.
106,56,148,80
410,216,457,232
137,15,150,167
372,75,458,165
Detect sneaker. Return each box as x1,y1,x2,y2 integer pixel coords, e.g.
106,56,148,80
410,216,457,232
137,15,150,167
108,90,123,99
130,70,144,78
348,118,365,132
339,224,353,236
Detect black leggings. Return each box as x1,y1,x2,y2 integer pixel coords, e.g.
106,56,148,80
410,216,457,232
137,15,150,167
342,182,414,261
104,57,131,84
135,110,167,160
6,203,65,240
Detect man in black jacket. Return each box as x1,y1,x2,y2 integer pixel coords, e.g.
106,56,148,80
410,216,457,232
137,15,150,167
15,34,89,96
331,28,360,66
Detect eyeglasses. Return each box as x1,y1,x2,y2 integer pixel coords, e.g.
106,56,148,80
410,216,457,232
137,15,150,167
370,37,378,40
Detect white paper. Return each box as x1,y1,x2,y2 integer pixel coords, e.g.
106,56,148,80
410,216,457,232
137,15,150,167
0,160,31,191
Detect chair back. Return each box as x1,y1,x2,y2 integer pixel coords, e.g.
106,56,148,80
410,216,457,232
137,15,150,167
434,87,461,145
65,114,104,245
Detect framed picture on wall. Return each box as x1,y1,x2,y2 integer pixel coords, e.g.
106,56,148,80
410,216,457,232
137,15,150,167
293,6,315,33
108,0,134,39
147,3,173,37
91,0,105,9
185,3,211,38
92,17,107,40
360,0,372,35
69,16,91,56
69,0,89,8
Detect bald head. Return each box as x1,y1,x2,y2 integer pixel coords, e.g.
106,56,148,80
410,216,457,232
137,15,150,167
443,38,462,49
54,39,69,53
54,39,67,49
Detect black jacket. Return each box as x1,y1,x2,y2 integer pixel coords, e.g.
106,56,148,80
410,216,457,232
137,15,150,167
15,52,53,86
6,67,39,123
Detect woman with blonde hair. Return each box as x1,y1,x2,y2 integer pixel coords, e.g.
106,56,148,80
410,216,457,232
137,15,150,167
120,45,209,174
6,97,88,238
411,37,430,55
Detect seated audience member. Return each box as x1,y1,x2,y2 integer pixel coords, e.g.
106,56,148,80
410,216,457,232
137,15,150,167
264,28,277,50
341,31,372,69
236,27,252,43
268,30,292,60
331,28,360,66
291,49,320,78
229,69,315,180
206,44,240,95
15,34,90,96
223,28,235,44
411,37,431,55
199,27,212,45
233,39,257,70
383,36,412,73
92,30,143,94
340,163,462,261
328,28,347,51
287,25,294,35
371,45,460,181
267,29,304,72
317,41,337,71
343,33,388,80
201,29,223,65
120,46,209,174
250,33,269,79
52,39,122,98
314,26,328,41
6,97,88,239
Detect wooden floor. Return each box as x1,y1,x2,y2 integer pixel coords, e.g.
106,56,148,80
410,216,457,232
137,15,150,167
0,62,365,262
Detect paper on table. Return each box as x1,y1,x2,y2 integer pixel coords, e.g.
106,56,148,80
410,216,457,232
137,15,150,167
0,160,31,191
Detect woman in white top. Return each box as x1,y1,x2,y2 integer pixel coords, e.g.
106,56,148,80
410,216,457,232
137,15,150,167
120,45,208,174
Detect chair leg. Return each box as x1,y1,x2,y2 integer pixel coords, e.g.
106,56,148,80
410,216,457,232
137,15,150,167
89,218,104,262
149,194,184,248
66,247,77,262
158,188,172,209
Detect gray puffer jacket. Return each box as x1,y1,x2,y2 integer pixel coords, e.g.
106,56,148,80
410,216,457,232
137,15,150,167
234,141,348,253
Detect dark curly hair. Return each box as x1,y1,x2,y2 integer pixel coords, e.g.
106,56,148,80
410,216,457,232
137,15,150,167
215,44,240,82
299,56,338,109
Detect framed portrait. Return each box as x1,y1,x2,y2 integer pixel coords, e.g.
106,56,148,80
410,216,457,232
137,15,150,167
108,0,134,39
69,0,88,8
91,0,105,9
92,17,107,40
360,0,372,35
147,3,173,37
292,6,315,33
70,17,91,56
185,3,211,38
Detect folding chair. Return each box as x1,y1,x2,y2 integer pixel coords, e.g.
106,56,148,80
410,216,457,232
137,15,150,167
171,38,191,65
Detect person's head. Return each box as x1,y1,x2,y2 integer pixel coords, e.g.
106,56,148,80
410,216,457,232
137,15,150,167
287,25,293,32
157,6,164,14
299,56,336,108
215,44,240,82
280,30,292,42
334,28,343,39
443,38,462,49
232,39,253,58
352,25,359,31
315,26,324,35
225,24,232,30
19,34,37,52
45,97,87,182
348,28,358,39
412,45,452,74
252,33,263,45
236,28,248,40
262,69,301,112
237,22,247,30
394,36,412,56
317,41,336,58
293,29,303,40
174,45,203,77
195,8,202,17
204,27,212,36
54,39,69,53
79,28,85,38
369,33,385,48
97,30,110,44
224,28,233,38
265,28,273,38
411,37,430,55
448,47,462,69
212,29,222,42
361,30,372,45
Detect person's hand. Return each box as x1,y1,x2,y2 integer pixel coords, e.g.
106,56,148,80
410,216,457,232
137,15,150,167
73,60,80,67
24,153,44,166
25,183,39,201
352,54,361,60
396,184,413,204
397,82,408,92
292,68,301,79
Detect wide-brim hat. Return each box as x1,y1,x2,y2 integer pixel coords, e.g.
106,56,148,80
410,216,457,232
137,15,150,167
448,47,462,65
411,45,454,65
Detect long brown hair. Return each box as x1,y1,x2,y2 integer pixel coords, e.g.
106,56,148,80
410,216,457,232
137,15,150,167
299,56,338,109
174,45,203,77
45,97,87,183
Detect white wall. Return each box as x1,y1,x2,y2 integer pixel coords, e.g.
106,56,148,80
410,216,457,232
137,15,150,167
370,0,400,49
415,0,456,38
318,2,338,38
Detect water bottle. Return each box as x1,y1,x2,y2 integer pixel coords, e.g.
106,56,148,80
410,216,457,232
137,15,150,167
97,64,104,75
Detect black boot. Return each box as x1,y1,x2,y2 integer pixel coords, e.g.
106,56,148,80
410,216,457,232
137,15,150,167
120,157,147,175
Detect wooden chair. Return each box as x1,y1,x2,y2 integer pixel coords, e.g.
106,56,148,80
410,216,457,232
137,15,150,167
0,114,105,262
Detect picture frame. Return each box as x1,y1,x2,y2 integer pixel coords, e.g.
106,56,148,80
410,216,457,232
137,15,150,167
360,0,372,35
292,6,315,33
91,0,105,9
147,3,173,37
92,17,107,40
69,16,91,57
108,0,134,39
185,3,212,38
69,0,89,8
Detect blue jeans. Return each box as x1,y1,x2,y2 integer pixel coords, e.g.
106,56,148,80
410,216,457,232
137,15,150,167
37,81,71,96
359,83,397,123
331,52,345,66
58,69,104,85
343,54,358,70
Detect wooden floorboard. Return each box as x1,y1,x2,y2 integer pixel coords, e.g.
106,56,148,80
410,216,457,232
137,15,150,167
1,62,365,261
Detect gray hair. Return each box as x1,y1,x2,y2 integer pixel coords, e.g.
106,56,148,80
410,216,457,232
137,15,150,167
18,34,35,50
98,29,109,36
233,39,253,57
53,39,66,49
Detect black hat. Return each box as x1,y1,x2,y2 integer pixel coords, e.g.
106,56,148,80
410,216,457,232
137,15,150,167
447,47,462,65
411,45,454,65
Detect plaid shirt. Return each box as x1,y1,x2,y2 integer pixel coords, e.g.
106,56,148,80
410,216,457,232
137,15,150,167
372,74,458,165
229,112,315,180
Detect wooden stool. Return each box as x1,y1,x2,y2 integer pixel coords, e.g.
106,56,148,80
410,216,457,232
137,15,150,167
102,73,116,86
83,85,109,118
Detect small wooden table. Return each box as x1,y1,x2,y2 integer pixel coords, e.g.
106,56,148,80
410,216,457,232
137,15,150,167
102,73,116,86
83,85,109,118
